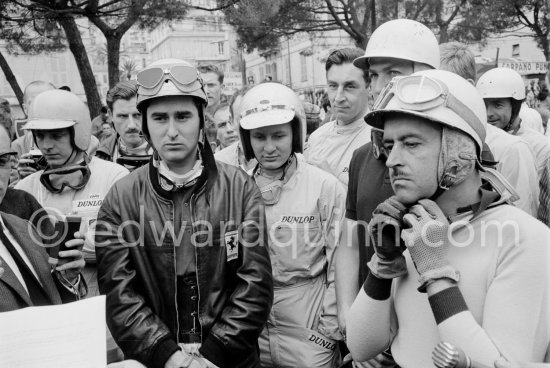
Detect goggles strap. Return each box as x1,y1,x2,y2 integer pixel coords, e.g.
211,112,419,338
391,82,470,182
39,155,91,194
445,93,485,145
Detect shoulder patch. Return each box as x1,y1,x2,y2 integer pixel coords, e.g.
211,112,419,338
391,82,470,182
225,230,239,261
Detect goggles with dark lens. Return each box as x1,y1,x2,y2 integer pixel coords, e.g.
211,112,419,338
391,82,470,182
373,75,485,142
137,65,203,96
40,156,91,194
116,155,151,171
0,151,17,169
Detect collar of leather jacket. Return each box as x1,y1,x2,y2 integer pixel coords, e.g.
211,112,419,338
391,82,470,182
148,140,218,199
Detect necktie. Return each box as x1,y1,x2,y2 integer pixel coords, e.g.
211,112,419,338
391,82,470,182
0,222,50,306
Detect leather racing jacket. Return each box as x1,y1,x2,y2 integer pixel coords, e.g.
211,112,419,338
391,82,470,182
95,145,273,368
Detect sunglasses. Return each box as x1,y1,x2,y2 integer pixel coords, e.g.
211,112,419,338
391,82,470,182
137,65,203,95
116,155,150,171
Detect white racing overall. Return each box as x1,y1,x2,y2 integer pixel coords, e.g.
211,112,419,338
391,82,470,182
257,155,346,368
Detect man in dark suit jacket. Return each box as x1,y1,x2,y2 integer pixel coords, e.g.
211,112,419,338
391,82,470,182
0,212,86,311
0,124,85,312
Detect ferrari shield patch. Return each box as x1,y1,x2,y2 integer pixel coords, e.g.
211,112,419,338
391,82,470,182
225,230,239,261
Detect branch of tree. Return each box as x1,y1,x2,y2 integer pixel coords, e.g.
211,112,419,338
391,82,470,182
443,0,467,26
412,0,430,20
324,0,356,38
512,2,533,28
190,0,241,11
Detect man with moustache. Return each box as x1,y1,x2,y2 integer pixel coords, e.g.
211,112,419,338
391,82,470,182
96,80,153,171
335,19,440,367
346,69,550,368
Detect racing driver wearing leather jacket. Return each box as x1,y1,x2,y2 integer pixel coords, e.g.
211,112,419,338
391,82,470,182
95,58,273,368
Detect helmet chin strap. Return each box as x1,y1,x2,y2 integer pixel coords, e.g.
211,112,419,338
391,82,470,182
49,147,78,169
257,153,295,177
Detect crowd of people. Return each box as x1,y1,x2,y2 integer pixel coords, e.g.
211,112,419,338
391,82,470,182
0,17,549,368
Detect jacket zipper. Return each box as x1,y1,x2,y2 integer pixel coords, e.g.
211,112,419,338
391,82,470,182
189,184,206,341
172,198,180,344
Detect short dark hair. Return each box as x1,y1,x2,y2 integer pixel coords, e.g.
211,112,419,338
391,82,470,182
440,42,477,82
106,80,138,111
325,48,369,85
198,65,224,84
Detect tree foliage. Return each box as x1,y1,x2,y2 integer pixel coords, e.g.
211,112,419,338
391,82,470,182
0,0,199,117
0,1,67,106
451,0,549,60
224,0,550,60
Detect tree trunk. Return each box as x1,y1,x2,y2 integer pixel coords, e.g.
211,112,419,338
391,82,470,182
439,24,449,44
0,50,24,108
106,34,122,89
57,16,102,119
370,0,376,32
542,36,549,61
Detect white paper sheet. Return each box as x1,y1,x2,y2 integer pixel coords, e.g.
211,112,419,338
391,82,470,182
0,296,106,368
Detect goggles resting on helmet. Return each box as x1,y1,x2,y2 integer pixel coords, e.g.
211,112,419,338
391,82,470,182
137,65,204,97
373,75,485,144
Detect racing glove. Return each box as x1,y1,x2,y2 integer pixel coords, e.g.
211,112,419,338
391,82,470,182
402,199,460,292
367,196,408,279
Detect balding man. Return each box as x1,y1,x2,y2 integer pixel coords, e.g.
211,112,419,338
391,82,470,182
12,81,56,158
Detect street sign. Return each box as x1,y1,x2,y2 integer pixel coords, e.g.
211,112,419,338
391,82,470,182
498,61,549,75
223,72,243,94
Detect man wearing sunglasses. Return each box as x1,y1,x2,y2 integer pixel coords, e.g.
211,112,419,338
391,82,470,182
95,58,272,368
96,80,153,171
346,69,550,368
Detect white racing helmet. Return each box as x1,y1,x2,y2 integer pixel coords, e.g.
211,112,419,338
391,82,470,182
366,69,488,191
24,89,92,151
476,67,526,131
239,83,306,161
476,67,526,100
354,19,440,70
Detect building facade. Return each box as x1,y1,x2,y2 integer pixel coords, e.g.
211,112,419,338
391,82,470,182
243,30,355,104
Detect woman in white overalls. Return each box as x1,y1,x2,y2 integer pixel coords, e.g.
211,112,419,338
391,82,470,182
238,83,346,368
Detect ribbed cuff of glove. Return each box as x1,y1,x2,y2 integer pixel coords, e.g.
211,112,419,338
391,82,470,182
417,265,460,293
367,254,408,279
362,273,393,300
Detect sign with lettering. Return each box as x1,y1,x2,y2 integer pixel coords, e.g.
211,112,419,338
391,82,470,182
498,61,549,75
223,72,243,94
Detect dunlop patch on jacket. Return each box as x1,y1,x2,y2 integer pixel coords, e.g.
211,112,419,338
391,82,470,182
307,332,336,351
225,230,239,261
